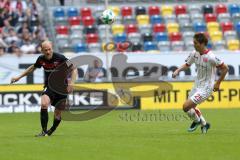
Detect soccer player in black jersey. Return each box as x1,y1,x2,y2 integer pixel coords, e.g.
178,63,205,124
10,41,77,137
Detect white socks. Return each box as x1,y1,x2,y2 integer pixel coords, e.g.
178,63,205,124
194,108,206,126
186,108,207,126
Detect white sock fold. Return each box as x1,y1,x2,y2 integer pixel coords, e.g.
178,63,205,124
194,108,207,126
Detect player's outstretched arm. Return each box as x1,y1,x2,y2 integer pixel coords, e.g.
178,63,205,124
172,63,190,78
213,64,229,92
10,65,36,84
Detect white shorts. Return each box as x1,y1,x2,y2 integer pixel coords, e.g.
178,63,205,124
188,87,213,104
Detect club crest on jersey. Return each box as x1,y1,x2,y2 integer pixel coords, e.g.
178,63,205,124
203,58,208,62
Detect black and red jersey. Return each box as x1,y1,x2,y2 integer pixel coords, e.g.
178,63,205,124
34,52,68,87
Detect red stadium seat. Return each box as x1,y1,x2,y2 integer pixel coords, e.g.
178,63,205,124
215,4,227,15
68,16,81,26
153,23,166,33
221,22,234,32
125,24,138,34
205,13,217,22
82,16,95,26
55,25,69,35
86,33,99,43
175,5,187,15
81,7,92,17
169,32,182,41
148,6,160,16
121,6,133,17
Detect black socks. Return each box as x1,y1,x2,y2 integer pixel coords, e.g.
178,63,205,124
40,109,48,132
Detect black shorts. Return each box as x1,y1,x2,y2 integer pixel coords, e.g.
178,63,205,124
42,87,68,107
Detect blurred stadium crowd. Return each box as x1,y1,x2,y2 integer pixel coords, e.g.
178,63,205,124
0,0,47,56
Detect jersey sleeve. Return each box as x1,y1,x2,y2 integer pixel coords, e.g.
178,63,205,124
209,54,224,68
34,56,42,68
59,54,68,62
185,52,195,66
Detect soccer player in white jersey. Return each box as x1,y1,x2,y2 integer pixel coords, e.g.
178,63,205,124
172,33,229,133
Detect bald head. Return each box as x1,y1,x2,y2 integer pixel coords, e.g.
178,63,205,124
41,41,53,60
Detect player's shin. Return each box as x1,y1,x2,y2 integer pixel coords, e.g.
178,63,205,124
194,107,206,126
186,108,200,122
40,108,48,132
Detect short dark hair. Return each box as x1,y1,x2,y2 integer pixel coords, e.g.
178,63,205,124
194,33,208,46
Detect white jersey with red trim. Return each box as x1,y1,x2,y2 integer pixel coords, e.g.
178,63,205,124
185,49,224,89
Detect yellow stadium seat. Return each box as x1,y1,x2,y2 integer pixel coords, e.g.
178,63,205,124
209,31,223,42
207,22,220,32
227,40,240,50
136,15,149,25
108,6,120,16
167,23,179,33
112,24,125,35
161,5,174,16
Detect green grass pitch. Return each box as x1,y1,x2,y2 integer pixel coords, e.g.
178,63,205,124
0,109,239,160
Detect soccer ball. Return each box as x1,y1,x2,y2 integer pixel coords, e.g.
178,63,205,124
100,9,115,25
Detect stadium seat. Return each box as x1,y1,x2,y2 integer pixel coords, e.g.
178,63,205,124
155,32,168,42
182,31,194,42
189,5,201,15
70,34,84,45
207,22,220,32
185,41,194,51
224,31,237,41
150,15,163,24
70,25,84,36
227,40,240,50
191,13,204,23
205,14,217,22
235,22,240,34
218,13,231,23
232,13,240,24
94,6,105,18
54,17,68,26
136,15,149,25
221,22,233,33
135,6,147,16
139,24,152,34
113,33,127,43
56,35,69,47
212,40,226,50
164,15,176,23
153,23,166,33
84,25,97,34
171,41,184,51
98,25,111,38
81,7,92,17
142,33,153,42
207,41,213,49
56,25,69,35
180,23,193,32
125,24,138,34
82,16,95,26
143,41,158,51
131,42,143,52
128,33,141,43
74,43,88,52
67,7,78,17
193,22,206,32
68,17,81,26
122,16,136,24
161,5,173,16
121,6,133,17
88,43,101,52
53,8,65,18
157,41,170,51
169,32,182,41
148,6,160,16
175,5,187,16
86,34,99,43
215,4,227,15
228,4,240,15
177,14,190,25
108,6,120,16
167,23,179,33
112,24,125,35
209,31,223,42
113,16,122,24
202,4,214,14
